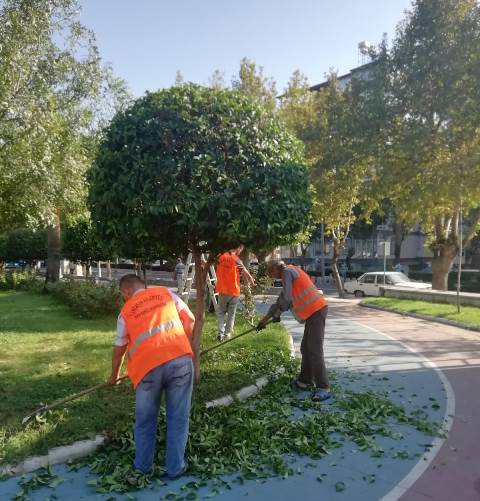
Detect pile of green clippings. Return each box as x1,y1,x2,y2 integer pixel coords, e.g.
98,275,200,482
82,363,444,497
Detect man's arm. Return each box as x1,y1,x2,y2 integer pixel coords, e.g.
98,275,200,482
241,267,256,287
257,268,295,328
170,291,195,348
178,307,195,338
107,314,129,385
107,345,128,385
236,257,256,287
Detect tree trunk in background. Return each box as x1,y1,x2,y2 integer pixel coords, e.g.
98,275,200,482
106,260,112,280
393,219,405,263
256,250,269,264
331,236,345,298
300,243,309,270
431,244,457,290
142,261,147,288
45,210,61,285
240,247,249,269
191,249,213,383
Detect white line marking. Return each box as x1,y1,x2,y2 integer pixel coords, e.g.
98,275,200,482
332,315,455,501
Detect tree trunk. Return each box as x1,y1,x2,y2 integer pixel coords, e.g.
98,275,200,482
331,237,345,298
393,219,405,263
106,260,112,280
431,245,457,290
300,243,309,270
191,249,212,383
240,247,249,269
45,210,61,285
142,261,147,288
256,250,269,264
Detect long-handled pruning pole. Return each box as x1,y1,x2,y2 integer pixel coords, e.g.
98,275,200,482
21,320,271,425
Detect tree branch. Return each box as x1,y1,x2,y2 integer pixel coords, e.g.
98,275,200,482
463,208,480,248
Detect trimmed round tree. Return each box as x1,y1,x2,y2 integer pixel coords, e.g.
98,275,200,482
88,84,312,379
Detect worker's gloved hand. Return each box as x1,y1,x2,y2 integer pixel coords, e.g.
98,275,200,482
272,316,281,323
256,319,268,331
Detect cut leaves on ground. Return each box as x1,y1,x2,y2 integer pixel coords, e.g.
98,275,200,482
0,290,290,465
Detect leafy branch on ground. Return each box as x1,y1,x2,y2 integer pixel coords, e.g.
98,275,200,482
78,364,444,496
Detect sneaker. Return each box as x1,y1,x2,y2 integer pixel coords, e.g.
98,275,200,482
312,389,332,402
291,379,309,390
127,469,149,486
167,463,188,480
216,334,224,342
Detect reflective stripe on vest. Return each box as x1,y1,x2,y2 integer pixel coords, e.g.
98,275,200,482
128,319,184,359
288,265,327,321
121,287,193,388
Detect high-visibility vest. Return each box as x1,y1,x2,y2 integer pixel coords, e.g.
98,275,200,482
215,252,241,297
121,287,193,387
289,265,327,321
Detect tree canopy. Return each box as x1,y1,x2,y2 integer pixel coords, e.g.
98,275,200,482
370,0,480,289
89,83,312,379
89,84,312,258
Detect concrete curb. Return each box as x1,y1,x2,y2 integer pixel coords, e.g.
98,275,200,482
360,302,480,333
0,435,106,477
1,327,297,478
204,331,295,408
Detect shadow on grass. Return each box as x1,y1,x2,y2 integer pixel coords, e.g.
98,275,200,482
0,290,115,334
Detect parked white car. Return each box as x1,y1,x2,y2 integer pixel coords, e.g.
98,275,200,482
344,271,432,297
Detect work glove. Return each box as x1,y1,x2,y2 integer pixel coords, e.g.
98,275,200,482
272,316,281,323
256,320,267,331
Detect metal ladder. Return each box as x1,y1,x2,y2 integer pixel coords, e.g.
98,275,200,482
179,253,219,312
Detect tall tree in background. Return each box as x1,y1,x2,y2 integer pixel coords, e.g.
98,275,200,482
278,70,319,163
376,0,480,290
208,69,226,90
0,0,128,283
311,76,375,296
279,70,377,296
232,57,277,111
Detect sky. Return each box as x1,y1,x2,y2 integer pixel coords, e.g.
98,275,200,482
79,0,413,97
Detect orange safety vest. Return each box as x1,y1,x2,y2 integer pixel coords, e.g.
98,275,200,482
121,287,193,387
289,265,327,321
215,252,241,297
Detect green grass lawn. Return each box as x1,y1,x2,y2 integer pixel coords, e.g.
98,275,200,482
363,297,480,329
0,290,290,465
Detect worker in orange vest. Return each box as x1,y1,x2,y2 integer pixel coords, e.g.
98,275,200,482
107,274,195,480
215,245,256,341
257,260,331,401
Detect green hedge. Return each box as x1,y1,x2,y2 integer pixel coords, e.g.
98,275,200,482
0,271,40,291
46,278,123,319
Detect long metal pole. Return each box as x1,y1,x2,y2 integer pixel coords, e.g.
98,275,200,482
457,204,463,313
383,241,387,285
22,321,271,424
320,221,325,284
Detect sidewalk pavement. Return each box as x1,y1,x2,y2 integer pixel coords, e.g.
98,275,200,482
0,300,457,501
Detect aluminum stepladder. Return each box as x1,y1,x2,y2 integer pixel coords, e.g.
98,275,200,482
179,253,219,312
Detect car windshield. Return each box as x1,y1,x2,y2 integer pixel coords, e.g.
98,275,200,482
388,272,410,284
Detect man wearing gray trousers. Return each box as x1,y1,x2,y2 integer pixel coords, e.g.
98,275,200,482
215,245,256,341
257,260,331,402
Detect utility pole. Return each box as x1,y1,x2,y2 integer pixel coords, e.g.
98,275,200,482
456,204,463,313
320,221,325,284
